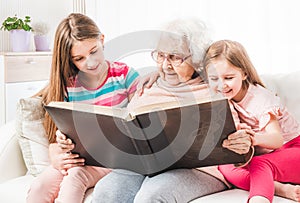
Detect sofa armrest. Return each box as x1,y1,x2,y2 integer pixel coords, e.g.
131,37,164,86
0,120,27,183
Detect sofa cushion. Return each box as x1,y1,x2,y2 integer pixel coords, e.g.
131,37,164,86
0,120,27,183
261,71,300,122
190,188,294,203
15,97,50,176
0,175,35,203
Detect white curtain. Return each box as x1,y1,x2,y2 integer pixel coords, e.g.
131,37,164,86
86,0,300,74
73,0,86,14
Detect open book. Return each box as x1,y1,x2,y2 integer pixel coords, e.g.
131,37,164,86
44,97,248,176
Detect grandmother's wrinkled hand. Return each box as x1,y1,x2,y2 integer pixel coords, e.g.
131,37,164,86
222,129,255,155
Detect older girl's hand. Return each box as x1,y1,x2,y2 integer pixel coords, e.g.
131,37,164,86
222,129,254,154
48,143,85,175
56,130,74,151
136,71,160,96
48,130,85,175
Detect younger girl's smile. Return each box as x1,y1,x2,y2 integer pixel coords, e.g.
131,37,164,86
207,58,247,102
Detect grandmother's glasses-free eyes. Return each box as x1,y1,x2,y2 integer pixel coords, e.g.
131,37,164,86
151,50,191,67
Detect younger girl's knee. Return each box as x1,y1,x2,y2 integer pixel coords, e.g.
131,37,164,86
218,164,235,175
249,156,272,168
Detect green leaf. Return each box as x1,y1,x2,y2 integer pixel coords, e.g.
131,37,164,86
0,15,32,31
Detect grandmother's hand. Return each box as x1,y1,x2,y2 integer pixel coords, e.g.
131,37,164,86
136,71,160,96
222,128,255,155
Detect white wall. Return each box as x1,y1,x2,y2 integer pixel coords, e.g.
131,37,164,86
86,0,300,75
0,0,73,52
2,0,299,74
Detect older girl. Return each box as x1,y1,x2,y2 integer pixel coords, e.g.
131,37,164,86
26,13,139,203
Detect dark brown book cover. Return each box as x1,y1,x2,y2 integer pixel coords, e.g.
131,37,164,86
44,98,248,176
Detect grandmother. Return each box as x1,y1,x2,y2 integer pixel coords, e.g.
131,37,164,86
92,18,252,203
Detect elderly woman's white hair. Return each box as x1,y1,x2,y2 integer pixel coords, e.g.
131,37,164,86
160,18,211,71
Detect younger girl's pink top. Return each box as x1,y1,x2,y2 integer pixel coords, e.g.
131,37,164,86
231,84,300,144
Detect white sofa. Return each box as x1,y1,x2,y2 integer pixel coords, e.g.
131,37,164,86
0,71,299,203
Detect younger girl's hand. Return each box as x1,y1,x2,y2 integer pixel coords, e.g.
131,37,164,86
136,71,160,96
236,123,251,130
222,129,254,154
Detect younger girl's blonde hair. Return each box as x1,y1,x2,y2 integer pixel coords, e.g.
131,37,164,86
203,40,264,89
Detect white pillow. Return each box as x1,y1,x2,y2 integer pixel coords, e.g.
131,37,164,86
261,71,300,122
15,97,50,176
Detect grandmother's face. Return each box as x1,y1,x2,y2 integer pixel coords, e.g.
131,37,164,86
156,33,195,86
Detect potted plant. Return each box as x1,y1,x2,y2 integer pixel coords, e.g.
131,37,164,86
1,15,32,52
32,21,50,51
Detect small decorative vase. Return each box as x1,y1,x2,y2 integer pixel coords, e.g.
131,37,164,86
34,35,50,51
10,30,31,52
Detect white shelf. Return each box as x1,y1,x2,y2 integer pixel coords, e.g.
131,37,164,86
0,52,52,126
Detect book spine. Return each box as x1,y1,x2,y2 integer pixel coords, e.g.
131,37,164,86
122,119,158,174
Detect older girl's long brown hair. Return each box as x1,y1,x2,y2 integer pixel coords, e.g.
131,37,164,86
36,13,101,143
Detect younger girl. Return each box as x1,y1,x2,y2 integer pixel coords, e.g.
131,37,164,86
26,13,139,203
204,40,300,203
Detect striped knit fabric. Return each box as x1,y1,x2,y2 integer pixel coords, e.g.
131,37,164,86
66,61,140,107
